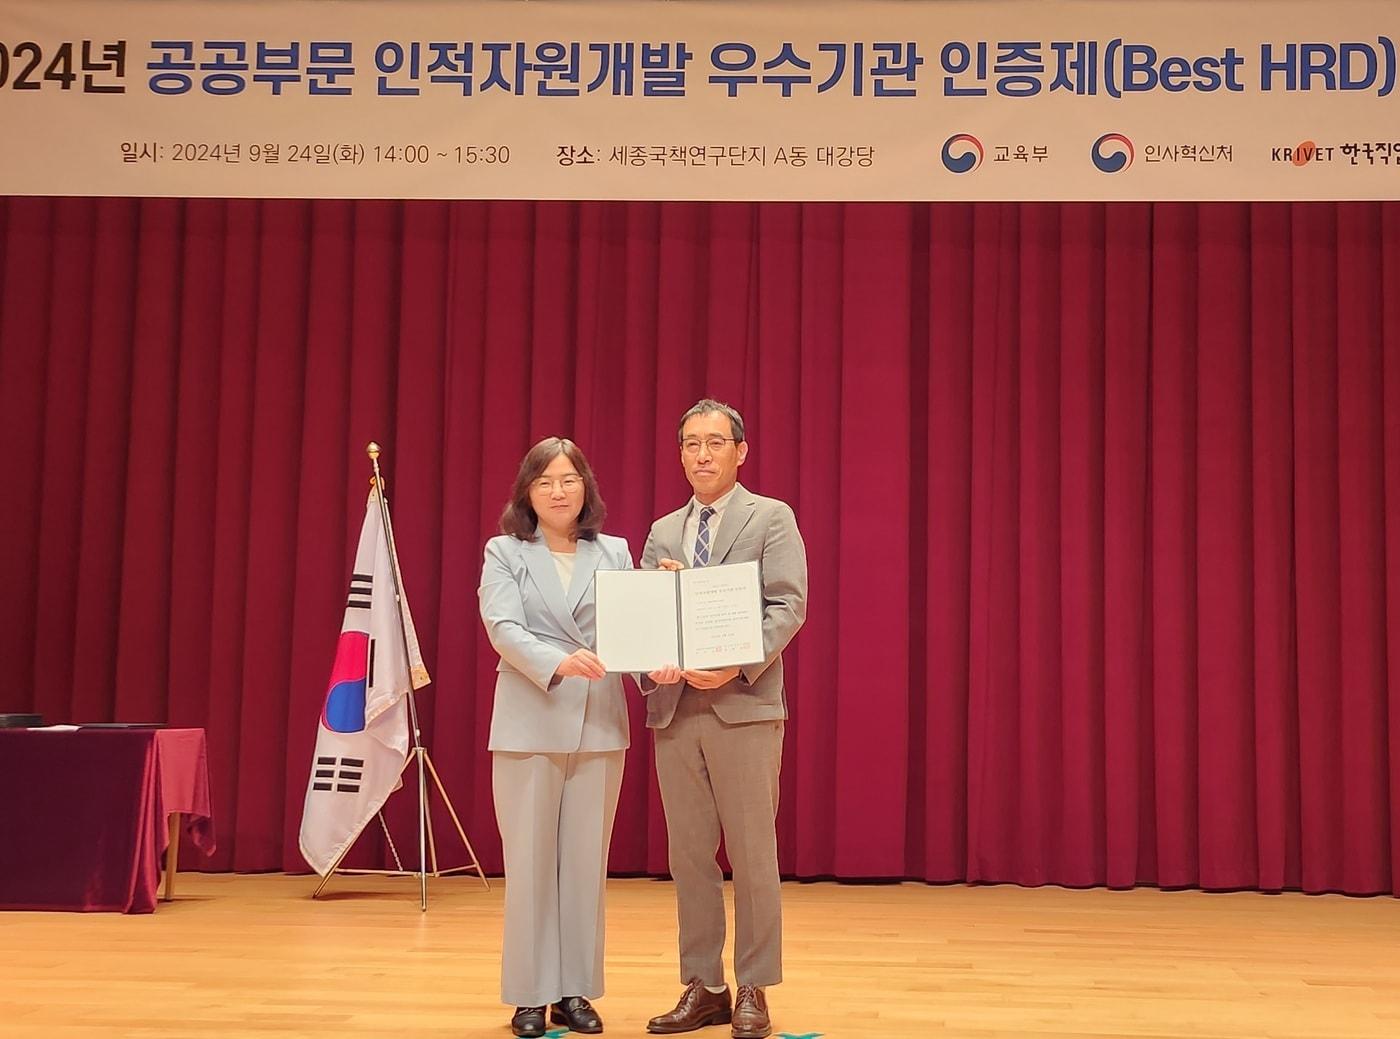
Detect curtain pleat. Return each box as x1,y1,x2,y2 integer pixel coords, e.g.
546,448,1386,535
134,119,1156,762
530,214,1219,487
2,195,1397,893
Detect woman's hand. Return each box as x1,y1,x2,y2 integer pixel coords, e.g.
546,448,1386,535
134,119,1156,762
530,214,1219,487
647,664,683,685
656,558,685,572
555,649,607,680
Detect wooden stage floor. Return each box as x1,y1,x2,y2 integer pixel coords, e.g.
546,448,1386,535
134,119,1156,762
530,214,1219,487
3,874,1398,1038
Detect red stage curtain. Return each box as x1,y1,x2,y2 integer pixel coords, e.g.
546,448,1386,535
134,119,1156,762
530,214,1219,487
2,197,1398,893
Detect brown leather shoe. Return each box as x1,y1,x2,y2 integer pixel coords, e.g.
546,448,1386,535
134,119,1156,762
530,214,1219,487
730,985,771,1039
646,979,733,1033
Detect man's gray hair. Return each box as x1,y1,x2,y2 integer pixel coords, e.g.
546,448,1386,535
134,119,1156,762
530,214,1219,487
677,398,746,443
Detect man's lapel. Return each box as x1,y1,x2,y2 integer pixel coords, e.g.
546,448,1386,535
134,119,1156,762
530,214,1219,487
522,533,588,644
709,484,757,564
658,505,689,563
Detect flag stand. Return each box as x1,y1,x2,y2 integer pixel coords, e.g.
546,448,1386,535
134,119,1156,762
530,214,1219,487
309,690,490,907
310,443,490,910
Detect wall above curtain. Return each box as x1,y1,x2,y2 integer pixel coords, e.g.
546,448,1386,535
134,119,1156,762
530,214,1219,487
7,1,1400,203
2,196,1398,893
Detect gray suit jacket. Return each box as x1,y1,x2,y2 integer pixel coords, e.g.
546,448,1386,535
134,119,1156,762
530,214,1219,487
479,531,633,753
641,483,807,728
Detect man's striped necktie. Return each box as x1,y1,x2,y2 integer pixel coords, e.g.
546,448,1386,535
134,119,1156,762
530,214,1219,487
692,505,716,567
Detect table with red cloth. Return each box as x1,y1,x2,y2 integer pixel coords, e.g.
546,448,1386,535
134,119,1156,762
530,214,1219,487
0,727,216,913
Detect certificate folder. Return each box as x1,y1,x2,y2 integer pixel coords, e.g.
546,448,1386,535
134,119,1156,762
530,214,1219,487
594,560,765,673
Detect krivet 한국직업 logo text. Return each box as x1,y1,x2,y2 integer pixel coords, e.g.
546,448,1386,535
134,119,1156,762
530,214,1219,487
1273,140,1336,165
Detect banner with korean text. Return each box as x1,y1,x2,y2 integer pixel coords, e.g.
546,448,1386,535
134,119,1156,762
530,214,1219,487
2,0,1398,201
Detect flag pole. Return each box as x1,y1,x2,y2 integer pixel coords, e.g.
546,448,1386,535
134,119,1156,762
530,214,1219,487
365,441,430,911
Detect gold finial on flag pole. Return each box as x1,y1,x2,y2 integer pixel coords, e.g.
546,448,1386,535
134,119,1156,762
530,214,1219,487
366,442,385,491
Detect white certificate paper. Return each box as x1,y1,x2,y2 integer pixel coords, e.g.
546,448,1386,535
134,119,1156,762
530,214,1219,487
677,561,765,670
594,569,681,673
593,561,765,673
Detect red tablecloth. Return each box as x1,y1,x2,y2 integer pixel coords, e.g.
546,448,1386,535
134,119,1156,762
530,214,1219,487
0,727,215,913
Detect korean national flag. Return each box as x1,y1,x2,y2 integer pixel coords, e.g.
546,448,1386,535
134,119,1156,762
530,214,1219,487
298,484,429,876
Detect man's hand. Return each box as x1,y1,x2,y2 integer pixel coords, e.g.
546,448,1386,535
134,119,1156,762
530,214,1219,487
681,666,741,690
555,649,607,680
647,664,683,685
656,558,685,572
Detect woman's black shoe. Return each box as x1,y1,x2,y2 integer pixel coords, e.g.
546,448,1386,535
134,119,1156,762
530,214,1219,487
510,1006,547,1038
551,995,604,1033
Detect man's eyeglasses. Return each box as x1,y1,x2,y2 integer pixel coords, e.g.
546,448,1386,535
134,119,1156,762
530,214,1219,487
681,436,737,455
532,475,584,493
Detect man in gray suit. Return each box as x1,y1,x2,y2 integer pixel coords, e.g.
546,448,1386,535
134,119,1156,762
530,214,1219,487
642,399,808,1039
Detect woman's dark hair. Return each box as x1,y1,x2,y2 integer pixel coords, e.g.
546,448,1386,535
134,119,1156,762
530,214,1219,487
499,437,606,541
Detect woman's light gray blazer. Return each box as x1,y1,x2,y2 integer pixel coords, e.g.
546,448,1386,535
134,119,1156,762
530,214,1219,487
478,531,633,753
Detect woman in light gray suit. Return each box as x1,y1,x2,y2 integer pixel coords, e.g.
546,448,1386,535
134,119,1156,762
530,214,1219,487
478,436,633,1038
